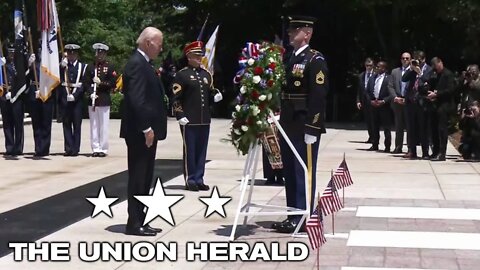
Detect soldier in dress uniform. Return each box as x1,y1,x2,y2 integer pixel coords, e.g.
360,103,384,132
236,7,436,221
85,43,117,157
0,44,34,156
172,41,223,191
27,46,54,157
58,44,87,156
272,16,329,233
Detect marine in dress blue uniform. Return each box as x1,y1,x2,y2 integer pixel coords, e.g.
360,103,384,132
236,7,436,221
172,41,223,191
273,16,329,233
58,44,87,156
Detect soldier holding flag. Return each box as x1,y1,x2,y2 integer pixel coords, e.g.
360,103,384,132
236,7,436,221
86,42,117,157
58,44,87,156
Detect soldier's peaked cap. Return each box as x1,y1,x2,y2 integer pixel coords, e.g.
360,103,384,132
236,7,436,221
92,43,109,51
65,44,81,50
288,15,317,28
184,41,204,55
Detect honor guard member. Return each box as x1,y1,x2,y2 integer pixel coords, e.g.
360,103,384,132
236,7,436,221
272,16,329,233
58,44,87,156
27,46,54,157
172,41,223,191
86,43,117,157
0,44,34,156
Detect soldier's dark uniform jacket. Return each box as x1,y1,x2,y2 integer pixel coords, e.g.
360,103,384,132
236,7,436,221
0,62,16,101
58,61,88,106
280,46,329,138
171,66,215,125
85,61,116,106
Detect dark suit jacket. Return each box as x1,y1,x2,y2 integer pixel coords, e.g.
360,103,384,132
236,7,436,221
357,71,372,103
427,67,455,112
401,64,433,104
120,50,167,141
367,73,392,103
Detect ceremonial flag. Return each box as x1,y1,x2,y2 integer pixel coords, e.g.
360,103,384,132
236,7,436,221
306,204,326,250
320,180,343,216
332,159,354,189
38,0,60,101
196,14,209,41
201,25,219,74
10,0,29,103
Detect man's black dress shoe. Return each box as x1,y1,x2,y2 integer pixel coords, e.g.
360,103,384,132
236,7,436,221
145,225,163,233
431,154,446,161
264,177,276,185
276,220,306,233
186,181,199,191
92,152,99,157
198,183,210,191
383,148,391,153
392,148,402,154
98,152,106,157
271,219,290,230
125,226,157,236
367,145,379,151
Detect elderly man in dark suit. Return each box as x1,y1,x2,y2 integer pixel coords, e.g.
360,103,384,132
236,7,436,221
402,50,433,159
356,57,375,143
367,61,393,152
388,52,411,154
120,27,167,236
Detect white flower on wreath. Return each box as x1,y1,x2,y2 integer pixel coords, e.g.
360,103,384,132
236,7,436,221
252,76,261,84
256,120,263,126
240,86,247,94
234,129,242,135
247,58,255,66
268,57,275,63
235,105,241,112
251,105,260,116
267,93,272,100
241,125,249,132
258,95,266,101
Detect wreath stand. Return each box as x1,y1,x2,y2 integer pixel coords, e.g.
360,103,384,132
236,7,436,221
229,111,310,241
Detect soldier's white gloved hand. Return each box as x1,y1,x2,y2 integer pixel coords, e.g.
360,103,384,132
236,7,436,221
214,91,223,103
93,76,101,84
5,92,12,100
35,90,40,99
28,54,36,66
67,94,75,102
0,57,6,66
61,58,68,68
304,134,317,144
72,83,82,88
90,93,98,100
178,117,189,126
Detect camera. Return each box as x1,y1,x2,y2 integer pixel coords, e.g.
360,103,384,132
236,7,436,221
411,59,419,66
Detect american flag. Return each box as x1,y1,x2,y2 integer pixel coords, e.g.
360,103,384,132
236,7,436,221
306,204,326,250
10,0,29,103
320,180,343,216
332,159,353,189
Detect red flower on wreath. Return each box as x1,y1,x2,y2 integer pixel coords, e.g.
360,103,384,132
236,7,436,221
254,67,264,75
251,90,260,100
267,80,274,87
246,117,254,126
268,63,276,71
259,102,267,110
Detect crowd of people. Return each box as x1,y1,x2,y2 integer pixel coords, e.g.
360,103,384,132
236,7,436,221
356,52,480,161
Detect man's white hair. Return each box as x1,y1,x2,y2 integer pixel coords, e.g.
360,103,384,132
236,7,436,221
136,27,163,45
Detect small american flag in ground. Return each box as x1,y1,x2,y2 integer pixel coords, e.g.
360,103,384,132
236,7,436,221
306,204,326,250
320,179,343,216
332,159,353,189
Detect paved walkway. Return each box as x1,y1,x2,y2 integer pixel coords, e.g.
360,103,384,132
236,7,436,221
0,119,479,269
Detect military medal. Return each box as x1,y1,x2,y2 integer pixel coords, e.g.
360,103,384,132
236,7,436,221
203,77,208,84
294,81,301,86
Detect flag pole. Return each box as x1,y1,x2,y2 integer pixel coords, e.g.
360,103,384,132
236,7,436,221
316,192,321,270
0,36,10,96
307,144,313,210
343,153,346,206
27,27,38,88
331,170,335,235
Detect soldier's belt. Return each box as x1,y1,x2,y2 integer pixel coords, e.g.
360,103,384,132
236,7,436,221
281,93,307,100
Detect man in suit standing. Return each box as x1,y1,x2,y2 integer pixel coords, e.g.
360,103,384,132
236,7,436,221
58,44,87,157
120,27,167,236
356,57,375,143
367,61,393,152
427,57,455,161
388,52,411,154
402,50,433,159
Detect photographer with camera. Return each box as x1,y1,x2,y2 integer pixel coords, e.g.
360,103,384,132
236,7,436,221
459,65,480,110
459,101,480,160
401,50,433,159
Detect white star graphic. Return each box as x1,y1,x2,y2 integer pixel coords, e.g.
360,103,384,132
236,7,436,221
135,178,184,226
199,186,232,218
86,186,119,218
